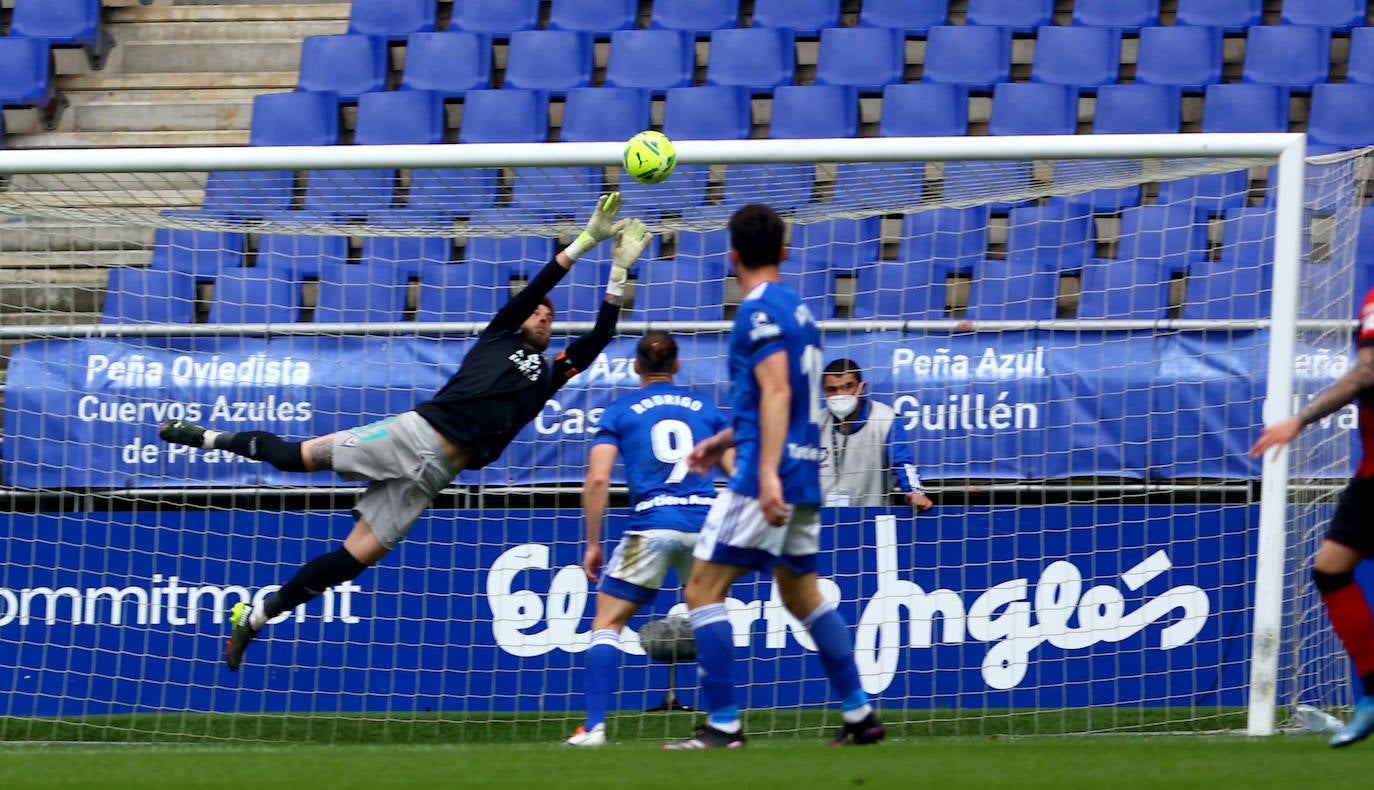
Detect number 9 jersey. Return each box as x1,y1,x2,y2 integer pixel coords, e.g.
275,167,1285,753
728,281,824,505
592,381,730,532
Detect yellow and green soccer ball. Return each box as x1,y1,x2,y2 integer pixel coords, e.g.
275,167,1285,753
622,130,676,185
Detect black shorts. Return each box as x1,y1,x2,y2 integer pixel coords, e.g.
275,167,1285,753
1327,476,1374,557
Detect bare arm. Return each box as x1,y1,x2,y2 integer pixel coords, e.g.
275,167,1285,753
688,427,735,475
755,350,792,526
581,443,619,583
1250,344,1374,458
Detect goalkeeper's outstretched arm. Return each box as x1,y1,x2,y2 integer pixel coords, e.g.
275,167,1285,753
553,217,655,384
489,192,624,332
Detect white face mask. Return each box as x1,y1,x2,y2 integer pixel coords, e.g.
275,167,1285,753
826,394,859,419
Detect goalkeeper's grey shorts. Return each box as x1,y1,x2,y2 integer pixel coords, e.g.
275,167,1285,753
332,410,461,550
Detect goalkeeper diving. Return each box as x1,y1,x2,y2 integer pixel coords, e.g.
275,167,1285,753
157,193,652,671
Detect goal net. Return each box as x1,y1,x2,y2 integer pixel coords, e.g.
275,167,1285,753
0,134,1354,743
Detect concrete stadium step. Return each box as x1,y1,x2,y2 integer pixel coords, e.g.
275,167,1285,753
6,130,250,148
117,39,309,74
67,88,266,132
0,220,152,254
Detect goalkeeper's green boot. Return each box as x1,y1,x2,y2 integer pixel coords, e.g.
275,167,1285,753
224,601,260,672
159,419,206,448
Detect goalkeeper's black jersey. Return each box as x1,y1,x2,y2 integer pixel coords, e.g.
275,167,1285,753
414,256,620,469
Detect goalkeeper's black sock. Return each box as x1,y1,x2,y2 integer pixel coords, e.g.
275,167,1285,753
214,431,309,472
261,548,369,621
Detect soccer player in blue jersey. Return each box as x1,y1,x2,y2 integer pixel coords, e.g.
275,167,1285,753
564,330,733,747
662,204,884,750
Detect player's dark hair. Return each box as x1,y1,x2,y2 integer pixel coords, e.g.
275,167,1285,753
728,203,786,270
637,330,678,375
823,358,864,383
539,295,555,317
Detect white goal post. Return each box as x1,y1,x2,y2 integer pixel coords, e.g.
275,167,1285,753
0,131,1354,743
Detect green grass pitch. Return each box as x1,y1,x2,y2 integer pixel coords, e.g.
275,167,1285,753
0,711,1372,789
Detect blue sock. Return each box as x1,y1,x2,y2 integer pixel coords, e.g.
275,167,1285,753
690,604,739,728
803,602,868,711
584,629,620,729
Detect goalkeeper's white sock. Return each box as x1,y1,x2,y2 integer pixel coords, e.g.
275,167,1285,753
200,429,224,450
248,606,268,630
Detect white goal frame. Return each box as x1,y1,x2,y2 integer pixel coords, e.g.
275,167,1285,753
0,132,1309,737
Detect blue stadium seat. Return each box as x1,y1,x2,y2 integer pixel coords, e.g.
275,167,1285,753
1218,206,1277,268
1180,262,1272,320
879,82,968,137
965,0,1053,33
399,31,493,97
255,231,350,280
965,260,1060,321
1005,204,1095,271
705,27,796,93
416,262,502,323
636,255,728,322
604,30,695,94
945,83,1074,209
650,0,739,35
407,170,499,218
1134,26,1223,92
850,261,947,320
751,0,840,36
0,37,63,130
1175,0,1261,32
1076,260,1172,320
251,90,340,145
560,87,652,142
457,88,548,143
721,163,815,212
1242,26,1332,90
1359,206,1374,267
465,233,555,268
921,26,1012,91
1116,204,1207,274
1309,84,1374,153
201,91,340,218
297,34,388,102
662,85,752,140
832,162,925,210
149,229,246,276
1071,0,1160,27
1280,0,1366,30
502,31,594,96
548,0,638,34
1057,85,1181,212
1202,84,1290,133
314,264,411,323
1346,28,1374,84
102,268,196,324
791,217,883,271
769,84,858,139
620,86,749,216
782,269,837,319
1092,84,1182,133
814,27,905,93
208,270,302,324
360,231,452,280
560,260,617,322
450,0,539,36
1154,170,1250,219
304,90,445,218
1030,26,1121,92
11,0,112,70
988,83,1077,136
898,207,990,274
348,0,436,41
859,0,948,36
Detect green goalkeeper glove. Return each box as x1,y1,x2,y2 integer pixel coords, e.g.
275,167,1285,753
562,192,622,262
606,218,652,298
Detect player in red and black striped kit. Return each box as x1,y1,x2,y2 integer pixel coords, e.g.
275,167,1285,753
158,193,652,671
1251,286,1374,747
